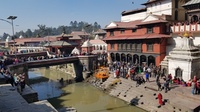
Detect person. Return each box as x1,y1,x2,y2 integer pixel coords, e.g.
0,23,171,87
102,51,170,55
156,80,162,91
191,80,196,95
164,79,170,93
20,74,26,92
9,73,15,88
145,72,149,82
59,78,64,85
135,76,140,87
196,81,200,94
157,93,163,106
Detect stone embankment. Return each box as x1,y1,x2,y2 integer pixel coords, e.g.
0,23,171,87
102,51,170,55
0,84,57,112
50,64,76,78
86,73,200,112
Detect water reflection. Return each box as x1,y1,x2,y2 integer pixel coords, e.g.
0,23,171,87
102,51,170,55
29,68,146,112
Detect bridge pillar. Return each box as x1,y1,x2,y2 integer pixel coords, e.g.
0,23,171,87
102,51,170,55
77,55,98,80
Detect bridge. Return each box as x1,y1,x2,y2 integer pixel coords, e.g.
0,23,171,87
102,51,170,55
7,52,98,83
6,51,50,58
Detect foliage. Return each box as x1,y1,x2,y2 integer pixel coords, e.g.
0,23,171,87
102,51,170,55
1,21,102,40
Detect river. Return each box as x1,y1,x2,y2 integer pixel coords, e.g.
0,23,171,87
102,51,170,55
29,68,146,112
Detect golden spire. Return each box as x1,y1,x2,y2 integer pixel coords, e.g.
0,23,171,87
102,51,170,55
183,31,189,38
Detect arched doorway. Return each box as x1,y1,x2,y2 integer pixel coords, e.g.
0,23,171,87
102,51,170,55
121,53,126,62
175,67,182,78
140,55,146,66
110,53,115,62
191,15,199,23
163,68,167,76
133,54,139,65
148,55,155,66
127,54,132,63
116,53,120,61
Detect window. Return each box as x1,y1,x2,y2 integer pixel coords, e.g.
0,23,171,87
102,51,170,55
100,46,102,50
147,43,153,51
132,29,137,33
121,44,123,50
127,43,131,50
103,46,106,50
123,44,126,50
120,30,125,34
132,43,135,49
118,44,121,50
136,43,142,52
110,31,114,36
147,27,153,33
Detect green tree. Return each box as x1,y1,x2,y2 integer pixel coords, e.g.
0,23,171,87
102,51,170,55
25,29,33,37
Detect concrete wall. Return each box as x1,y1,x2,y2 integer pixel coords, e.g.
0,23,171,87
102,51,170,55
146,0,172,15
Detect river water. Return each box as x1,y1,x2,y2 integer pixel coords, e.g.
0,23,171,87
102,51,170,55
29,68,146,112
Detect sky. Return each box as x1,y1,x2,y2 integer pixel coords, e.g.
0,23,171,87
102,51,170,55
0,0,147,36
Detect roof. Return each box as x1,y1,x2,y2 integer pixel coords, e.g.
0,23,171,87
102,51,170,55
71,47,80,55
90,39,107,45
182,0,200,7
15,38,45,43
137,14,168,26
93,29,106,35
121,7,147,16
104,20,142,30
142,0,162,5
71,31,89,36
137,19,168,26
81,40,93,47
69,34,82,40
103,34,171,41
43,41,72,47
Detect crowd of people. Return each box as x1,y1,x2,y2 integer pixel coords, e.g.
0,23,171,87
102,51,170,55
109,60,200,96
1,68,26,94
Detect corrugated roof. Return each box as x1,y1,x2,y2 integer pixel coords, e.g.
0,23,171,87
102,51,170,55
121,7,147,16
142,0,162,5
183,0,200,6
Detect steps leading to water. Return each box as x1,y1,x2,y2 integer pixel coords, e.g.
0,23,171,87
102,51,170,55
88,74,200,112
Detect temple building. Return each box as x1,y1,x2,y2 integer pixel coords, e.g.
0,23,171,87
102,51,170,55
104,14,170,66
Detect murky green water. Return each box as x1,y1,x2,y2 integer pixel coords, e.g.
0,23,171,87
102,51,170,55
29,68,146,112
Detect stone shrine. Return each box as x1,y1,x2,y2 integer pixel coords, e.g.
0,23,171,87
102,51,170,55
167,33,200,81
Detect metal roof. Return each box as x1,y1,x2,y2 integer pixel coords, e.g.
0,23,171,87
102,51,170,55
183,0,200,6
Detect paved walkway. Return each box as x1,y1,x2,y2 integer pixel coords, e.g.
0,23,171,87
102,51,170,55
0,84,57,112
90,71,200,112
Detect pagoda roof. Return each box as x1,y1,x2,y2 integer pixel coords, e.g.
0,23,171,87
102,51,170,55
43,41,74,47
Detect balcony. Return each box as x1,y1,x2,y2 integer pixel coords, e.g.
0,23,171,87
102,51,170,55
171,23,200,33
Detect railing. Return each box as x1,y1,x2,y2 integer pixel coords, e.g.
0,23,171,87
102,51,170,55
170,23,200,33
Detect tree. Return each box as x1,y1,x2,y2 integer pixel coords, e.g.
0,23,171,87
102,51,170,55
2,33,9,41
25,29,33,38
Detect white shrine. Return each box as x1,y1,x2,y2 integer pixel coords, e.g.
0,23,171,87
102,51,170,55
167,32,200,81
